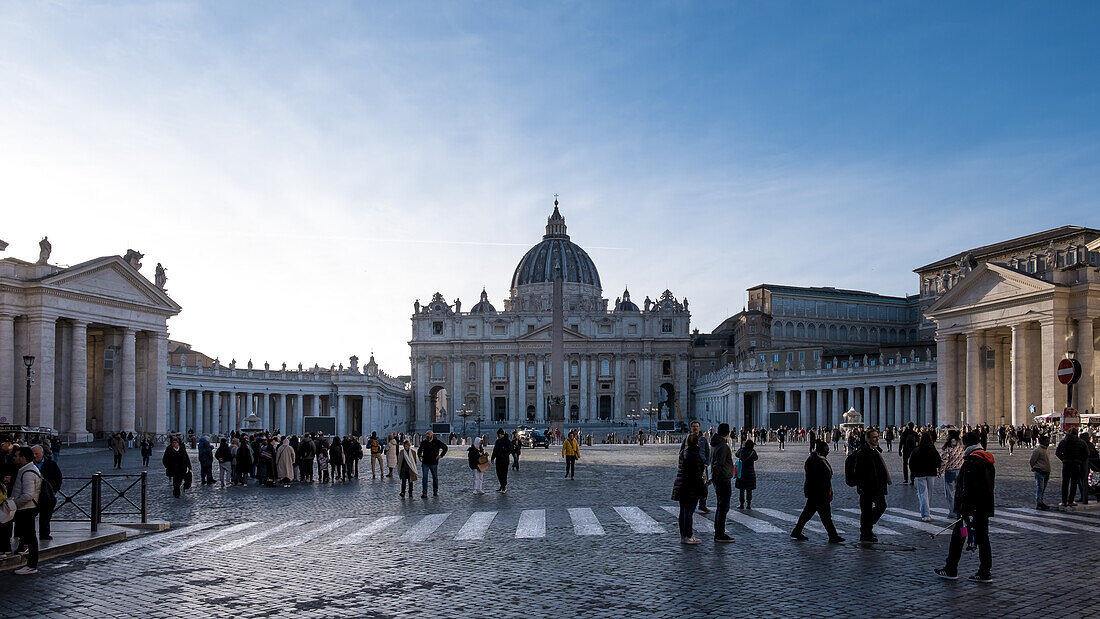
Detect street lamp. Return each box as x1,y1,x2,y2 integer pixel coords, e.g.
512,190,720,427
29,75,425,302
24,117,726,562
23,355,35,427
474,413,485,439
458,404,472,437
644,400,655,435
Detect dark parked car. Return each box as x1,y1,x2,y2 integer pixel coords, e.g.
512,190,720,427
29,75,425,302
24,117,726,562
526,431,550,448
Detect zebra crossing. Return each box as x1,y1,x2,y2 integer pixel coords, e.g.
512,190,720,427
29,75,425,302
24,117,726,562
79,504,1098,563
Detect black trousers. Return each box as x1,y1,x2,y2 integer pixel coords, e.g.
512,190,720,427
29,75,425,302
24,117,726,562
945,514,991,575
496,460,509,490
172,475,185,498
713,478,732,536
0,519,12,552
38,497,54,538
793,498,839,538
901,450,914,482
697,474,709,509
1062,463,1081,504
113,454,122,468
565,456,576,478
13,509,38,569
859,492,887,539
1079,465,1091,504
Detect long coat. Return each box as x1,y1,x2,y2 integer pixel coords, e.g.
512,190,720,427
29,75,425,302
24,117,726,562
735,447,758,490
275,443,296,481
385,439,398,468
671,450,706,501
162,445,191,478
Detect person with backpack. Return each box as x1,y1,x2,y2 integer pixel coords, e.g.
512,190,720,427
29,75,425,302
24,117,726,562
511,431,523,471
791,440,844,544
709,423,735,543
909,431,942,521
491,428,512,493
30,445,60,541
140,434,153,467
296,434,315,483
935,431,995,583
8,447,42,574
368,432,384,479
851,428,891,543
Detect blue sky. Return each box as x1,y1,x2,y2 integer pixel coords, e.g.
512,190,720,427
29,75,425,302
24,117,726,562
2,1,1098,372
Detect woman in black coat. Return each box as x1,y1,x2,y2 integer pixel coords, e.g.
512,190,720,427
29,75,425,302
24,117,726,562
162,437,192,499
235,441,253,486
672,433,706,544
735,439,758,509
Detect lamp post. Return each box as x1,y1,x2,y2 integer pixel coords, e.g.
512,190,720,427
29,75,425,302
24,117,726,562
458,403,472,437
645,400,655,435
474,413,485,439
23,355,35,427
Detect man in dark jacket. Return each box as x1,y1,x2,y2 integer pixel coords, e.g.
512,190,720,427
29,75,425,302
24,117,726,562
31,445,61,540
709,424,735,543
297,435,315,483
936,431,995,583
854,428,891,543
490,428,512,493
162,437,192,498
416,430,449,498
791,440,844,543
1056,428,1088,507
899,422,918,484
1076,432,1097,505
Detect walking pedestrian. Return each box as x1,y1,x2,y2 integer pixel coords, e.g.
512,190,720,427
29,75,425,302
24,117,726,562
790,440,844,543
468,437,487,494
735,439,758,509
491,428,512,493
909,431,942,521
385,434,397,477
709,423,735,543
197,436,214,485
1030,435,1052,510
140,434,153,467
29,446,60,541
215,438,232,487
935,431,995,583
940,429,964,518
416,430,448,498
562,430,580,480
368,432,384,479
854,428,891,543
398,440,418,498
9,447,42,574
1055,428,1087,507
671,432,705,545
511,432,523,471
162,437,192,499
111,433,126,469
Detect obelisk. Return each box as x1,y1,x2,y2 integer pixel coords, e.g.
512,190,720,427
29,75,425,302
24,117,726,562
549,262,566,434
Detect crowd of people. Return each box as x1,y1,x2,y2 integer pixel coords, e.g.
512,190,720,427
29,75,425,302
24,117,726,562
1,436,64,575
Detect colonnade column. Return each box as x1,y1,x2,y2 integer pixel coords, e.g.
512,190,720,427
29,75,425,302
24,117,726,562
1040,319,1068,415
925,383,935,426
814,390,823,428
1011,324,1028,425
120,328,136,433
0,314,13,423
908,383,917,427
965,331,984,426
336,394,347,435
151,331,168,434
195,389,204,434
1077,318,1095,413
68,320,88,438
276,394,286,433
936,334,958,427
175,390,185,432
829,389,839,427
27,316,56,428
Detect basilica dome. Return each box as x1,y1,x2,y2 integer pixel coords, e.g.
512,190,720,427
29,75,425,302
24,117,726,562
510,204,602,291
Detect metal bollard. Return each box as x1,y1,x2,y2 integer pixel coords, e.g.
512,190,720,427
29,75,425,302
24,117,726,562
90,472,102,533
140,471,148,523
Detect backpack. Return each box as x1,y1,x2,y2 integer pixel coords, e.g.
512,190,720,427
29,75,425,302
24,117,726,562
844,448,861,487
22,468,55,509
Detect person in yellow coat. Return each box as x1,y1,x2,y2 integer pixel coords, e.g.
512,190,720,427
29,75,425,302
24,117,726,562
562,430,581,479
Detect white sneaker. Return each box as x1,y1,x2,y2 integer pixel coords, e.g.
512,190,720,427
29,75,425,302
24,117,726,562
14,566,38,575
681,536,701,545
921,516,932,522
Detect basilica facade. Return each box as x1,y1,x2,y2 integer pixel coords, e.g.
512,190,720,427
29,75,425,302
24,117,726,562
409,204,692,429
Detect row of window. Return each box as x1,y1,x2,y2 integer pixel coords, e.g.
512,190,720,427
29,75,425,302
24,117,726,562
772,321,918,344
771,296,917,322
429,358,674,379
433,319,676,337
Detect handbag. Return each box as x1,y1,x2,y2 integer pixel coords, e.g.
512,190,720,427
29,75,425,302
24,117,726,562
477,454,490,472
0,498,14,524
183,470,193,489
734,459,744,480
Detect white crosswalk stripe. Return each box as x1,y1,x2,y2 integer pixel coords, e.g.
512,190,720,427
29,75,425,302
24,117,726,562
151,522,260,557
725,508,784,533
455,511,498,541
838,508,943,534
83,523,217,560
271,518,357,548
889,508,1018,534
398,513,451,542
516,509,546,538
661,505,716,536
829,513,900,535
978,508,1100,533
335,516,404,545
216,520,306,551
1004,507,1100,528
614,506,664,534
755,507,838,535
568,508,605,536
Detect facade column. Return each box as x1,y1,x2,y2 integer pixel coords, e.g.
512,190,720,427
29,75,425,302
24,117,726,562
276,394,287,433
69,320,88,439
1076,318,1095,413
195,389,205,435
579,355,588,419
175,390,185,432
908,383,917,427
1010,324,1028,425
120,328,137,433
512,357,521,421
482,360,491,420
614,357,624,420
535,357,545,421
1040,318,1068,415
0,314,13,424
965,331,984,426
936,334,958,427
829,389,839,427
336,394,347,435
27,316,57,428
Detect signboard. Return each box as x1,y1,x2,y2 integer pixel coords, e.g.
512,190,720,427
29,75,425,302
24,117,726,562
303,416,337,436
656,420,677,432
1063,407,1080,432
1058,358,1082,385
431,423,452,434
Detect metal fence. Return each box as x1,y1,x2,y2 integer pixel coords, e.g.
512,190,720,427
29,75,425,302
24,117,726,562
52,472,148,532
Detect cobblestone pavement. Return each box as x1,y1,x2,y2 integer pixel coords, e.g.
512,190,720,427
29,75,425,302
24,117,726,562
5,440,1100,618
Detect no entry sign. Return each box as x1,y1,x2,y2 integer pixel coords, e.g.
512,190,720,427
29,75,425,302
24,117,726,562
1064,407,1080,432
1058,358,1081,385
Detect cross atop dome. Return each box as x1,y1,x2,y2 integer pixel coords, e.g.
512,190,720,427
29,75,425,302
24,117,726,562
545,196,568,239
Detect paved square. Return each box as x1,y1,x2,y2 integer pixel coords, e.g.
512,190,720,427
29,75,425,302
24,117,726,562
5,441,1100,618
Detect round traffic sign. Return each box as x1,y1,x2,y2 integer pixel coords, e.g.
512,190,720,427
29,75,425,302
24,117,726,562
1058,358,1081,385
1063,407,1080,432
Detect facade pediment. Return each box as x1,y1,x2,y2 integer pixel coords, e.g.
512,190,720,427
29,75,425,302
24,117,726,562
926,262,1054,318
41,256,181,313
516,324,588,342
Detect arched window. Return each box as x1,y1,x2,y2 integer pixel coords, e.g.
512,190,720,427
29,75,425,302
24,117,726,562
859,327,867,341
870,327,878,342
468,361,476,377
889,328,897,343
772,321,782,336
431,362,443,378
785,323,794,338
909,329,917,341
829,325,837,340
796,323,805,338
628,359,637,377
570,361,579,377
600,358,611,375
495,360,506,377
839,326,847,340
527,363,536,378
807,324,816,339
